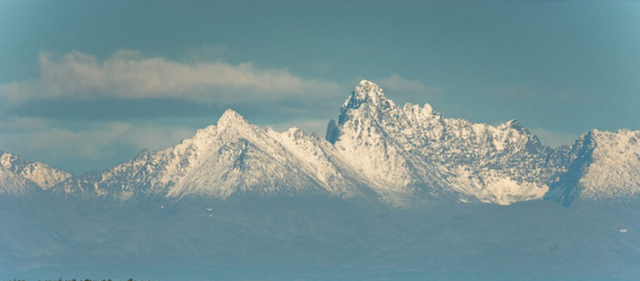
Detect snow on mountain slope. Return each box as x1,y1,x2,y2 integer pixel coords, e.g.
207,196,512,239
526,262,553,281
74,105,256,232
0,165,36,196
21,80,638,207
547,129,640,206
268,127,374,198
329,80,569,205
0,151,71,189
59,110,371,200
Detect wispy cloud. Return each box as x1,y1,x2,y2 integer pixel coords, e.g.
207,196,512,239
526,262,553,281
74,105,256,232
0,50,342,106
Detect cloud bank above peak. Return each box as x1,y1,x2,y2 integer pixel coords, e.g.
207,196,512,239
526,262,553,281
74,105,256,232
0,50,343,106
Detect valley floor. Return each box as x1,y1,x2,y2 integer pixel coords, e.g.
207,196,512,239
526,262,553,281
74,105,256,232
2,196,639,281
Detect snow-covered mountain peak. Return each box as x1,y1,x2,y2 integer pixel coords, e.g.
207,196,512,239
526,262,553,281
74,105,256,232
336,80,398,127
547,128,640,205
0,150,71,189
342,80,396,111
216,109,249,129
327,80,574,205
497,119,534,137
184,110,255,148
182,109,258,146
503,119,521,129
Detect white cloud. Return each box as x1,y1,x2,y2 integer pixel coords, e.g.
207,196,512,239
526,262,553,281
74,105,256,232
0,50,342,106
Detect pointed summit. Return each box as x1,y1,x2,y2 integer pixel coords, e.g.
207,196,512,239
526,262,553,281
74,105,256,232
191,109,252,141
342,80,395,110
217,109,250,128
335,80,398,126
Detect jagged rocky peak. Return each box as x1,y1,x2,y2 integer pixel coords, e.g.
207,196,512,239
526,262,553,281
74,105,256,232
502,119,522,129
329,79,440,145
336,80,398,129
498,119,541,143
342,80,396,110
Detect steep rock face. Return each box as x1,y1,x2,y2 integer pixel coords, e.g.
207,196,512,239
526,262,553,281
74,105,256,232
0,151,72,190
548,129,640,206
330,80,569,205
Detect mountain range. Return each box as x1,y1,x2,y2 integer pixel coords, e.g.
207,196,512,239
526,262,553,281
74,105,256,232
1,80,639,280
2,80,639,206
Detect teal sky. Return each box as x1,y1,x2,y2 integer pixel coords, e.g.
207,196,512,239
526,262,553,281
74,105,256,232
1,0,639,174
